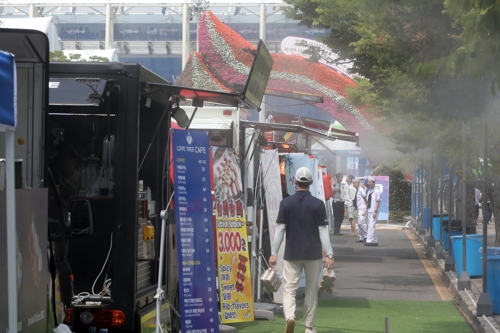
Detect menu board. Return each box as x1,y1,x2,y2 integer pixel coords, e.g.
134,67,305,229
212,147,254,323
172,130,220,333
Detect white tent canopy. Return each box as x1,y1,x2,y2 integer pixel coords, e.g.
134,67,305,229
0,17,61,51
311,137,360,152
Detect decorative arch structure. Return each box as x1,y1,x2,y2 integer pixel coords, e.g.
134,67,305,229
176,10,373,133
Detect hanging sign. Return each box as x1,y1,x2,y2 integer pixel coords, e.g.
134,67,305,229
172,129,220,333
212,147,254,323
0,51,16,131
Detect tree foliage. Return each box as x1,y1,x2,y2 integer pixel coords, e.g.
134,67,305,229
282,0,500,231
49,51,109,63
370,164,412,220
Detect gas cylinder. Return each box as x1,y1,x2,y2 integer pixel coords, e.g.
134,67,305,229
143,220,155,259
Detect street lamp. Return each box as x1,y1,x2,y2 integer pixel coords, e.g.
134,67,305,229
190,0,209,51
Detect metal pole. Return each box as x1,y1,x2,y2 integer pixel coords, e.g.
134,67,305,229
449,164,453,247
445,160,456,272
156,210,168,333
420,157,424,225
259,3,267,123
105,4,115,50
462,121,467,272
430,152,434,231
412,167,416,220
182,3,190,70
458,121,471,289
440,161,444,247
477,110,492,315
6,130,18,333
482,113,488,293
428,152,435,246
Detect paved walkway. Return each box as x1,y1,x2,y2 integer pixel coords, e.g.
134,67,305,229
407,216,500,333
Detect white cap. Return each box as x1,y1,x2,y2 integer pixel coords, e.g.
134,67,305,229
367,176,376,182
352,178,361,183
295,167,313,182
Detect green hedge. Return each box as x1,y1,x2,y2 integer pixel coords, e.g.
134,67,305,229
370,165,412,221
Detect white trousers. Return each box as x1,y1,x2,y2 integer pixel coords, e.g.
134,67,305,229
282,258,323,327
357,210,367,240
366,212,378,244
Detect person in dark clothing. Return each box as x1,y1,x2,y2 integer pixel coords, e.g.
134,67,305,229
269,167,334,333
331,172,346,235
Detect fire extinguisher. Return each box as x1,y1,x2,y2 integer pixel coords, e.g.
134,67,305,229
143,218,155,259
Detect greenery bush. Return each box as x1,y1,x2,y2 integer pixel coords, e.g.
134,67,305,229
370,164,412,221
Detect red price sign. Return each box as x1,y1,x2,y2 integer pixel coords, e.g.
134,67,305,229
217,231,242,253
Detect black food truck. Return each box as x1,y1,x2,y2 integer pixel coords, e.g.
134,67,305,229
0,28,273,333
0,28,181,332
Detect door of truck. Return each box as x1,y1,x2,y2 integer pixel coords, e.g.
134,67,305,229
0,29,50,333
48,62,176,332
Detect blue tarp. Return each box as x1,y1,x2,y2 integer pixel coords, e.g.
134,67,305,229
0,51,16,131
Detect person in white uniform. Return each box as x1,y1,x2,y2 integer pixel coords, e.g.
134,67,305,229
363,176,381,246
353,178,368,243
345,175,357,236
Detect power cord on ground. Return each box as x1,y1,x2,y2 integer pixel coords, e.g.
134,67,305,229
73,232,113,305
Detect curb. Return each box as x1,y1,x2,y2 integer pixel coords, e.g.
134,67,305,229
408,221,500,333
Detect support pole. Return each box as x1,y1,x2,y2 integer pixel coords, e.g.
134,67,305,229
436,160,445,259
445,162,456,271
6,130,18,333
428,152,435,247
105,4,115,50
156,210,168,333
182,3,190,70
258,3,267,123
418,156,425,236
477,111,492,315
458,120,471,290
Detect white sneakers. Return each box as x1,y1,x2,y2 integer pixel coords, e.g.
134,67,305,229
305,328,317,333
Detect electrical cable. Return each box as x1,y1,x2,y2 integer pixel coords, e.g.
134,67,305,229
139,97,173,172
91,232,113,296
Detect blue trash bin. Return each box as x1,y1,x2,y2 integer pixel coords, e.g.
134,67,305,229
483,248,500,314
443,228,461,251
432,214,449,241
451,234,483,277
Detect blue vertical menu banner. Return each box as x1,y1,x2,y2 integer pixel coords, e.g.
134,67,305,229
172,129,220,333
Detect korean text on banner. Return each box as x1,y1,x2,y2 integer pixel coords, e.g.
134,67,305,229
213,147,254,323
0,51,17,131
172,130,220,333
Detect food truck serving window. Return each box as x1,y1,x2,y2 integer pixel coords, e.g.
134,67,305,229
49,78,107,106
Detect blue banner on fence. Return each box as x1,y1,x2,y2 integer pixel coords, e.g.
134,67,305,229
173,129,220,333
0,51,16,131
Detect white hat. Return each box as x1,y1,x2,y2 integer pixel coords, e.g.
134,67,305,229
367,176,376,182
352,178,361,183
295,167,313,182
